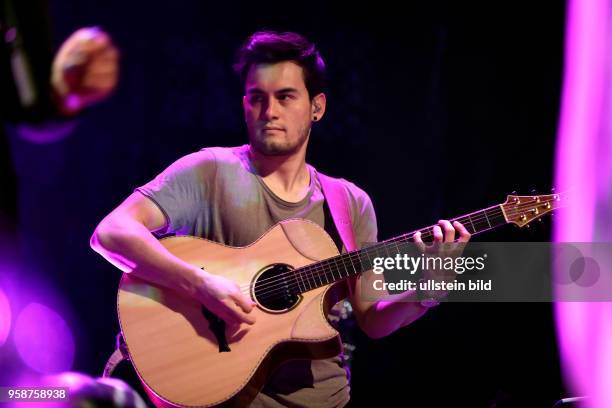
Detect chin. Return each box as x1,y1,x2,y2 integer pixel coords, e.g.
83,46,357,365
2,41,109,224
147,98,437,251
251,136,295,156
258,142,296,156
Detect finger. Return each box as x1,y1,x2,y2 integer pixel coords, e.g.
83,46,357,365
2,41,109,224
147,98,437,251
438,220,455,242
453,221,472,243
74,27,112,50
91,47,120,63
413,231,426,253
63,29,116,63
235,308,256,325
82,60,119,77
226,320,241,333
231,291,256,314
82,72,118,90
439,220,455,243
63,45,118,71
211,304,240,326
433,225,443,243
83,50,119,70
222,298,256,325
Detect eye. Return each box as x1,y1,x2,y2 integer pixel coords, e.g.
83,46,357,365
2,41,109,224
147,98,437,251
278,94,294,101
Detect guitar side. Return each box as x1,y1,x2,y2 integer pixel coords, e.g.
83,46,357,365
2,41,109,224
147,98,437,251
117,219,344,407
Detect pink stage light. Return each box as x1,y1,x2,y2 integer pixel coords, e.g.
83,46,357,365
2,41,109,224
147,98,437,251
554,0,612,406
13,303,75,374
0,288,10,347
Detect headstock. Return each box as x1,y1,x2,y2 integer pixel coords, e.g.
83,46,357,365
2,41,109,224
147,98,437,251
502,193,562,227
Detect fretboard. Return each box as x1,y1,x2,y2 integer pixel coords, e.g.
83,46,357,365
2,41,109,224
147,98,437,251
288,204,506,295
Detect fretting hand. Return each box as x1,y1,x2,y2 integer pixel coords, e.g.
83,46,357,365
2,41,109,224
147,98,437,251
413,220,471,301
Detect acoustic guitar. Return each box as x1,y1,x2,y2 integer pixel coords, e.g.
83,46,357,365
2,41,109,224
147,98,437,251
117,193,561,407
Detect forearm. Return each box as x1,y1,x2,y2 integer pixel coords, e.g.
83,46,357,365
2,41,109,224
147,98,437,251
353,283,430,339
364,298,429,339
90,217,202,298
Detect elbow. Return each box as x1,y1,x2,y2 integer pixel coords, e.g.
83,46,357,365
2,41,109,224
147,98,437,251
90,218,140,274
90,219,120,255
362,327,384,340
360,324,396,340
355,311,396,340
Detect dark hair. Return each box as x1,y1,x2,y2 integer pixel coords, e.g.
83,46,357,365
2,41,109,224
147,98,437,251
234,31,326,99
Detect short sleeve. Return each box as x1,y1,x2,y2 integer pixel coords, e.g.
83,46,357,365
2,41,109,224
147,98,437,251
353,189,378,249
136,149,216,234
338,179,378,249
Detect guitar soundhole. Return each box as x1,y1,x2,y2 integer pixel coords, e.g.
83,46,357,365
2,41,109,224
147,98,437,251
253,264,300,313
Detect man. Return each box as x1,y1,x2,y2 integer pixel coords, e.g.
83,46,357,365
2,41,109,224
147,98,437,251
91,31,470,407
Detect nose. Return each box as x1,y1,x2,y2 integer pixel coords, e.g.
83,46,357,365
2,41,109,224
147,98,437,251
261,98,280,120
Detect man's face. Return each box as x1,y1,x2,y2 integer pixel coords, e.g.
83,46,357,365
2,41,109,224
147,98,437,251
243,61,314,156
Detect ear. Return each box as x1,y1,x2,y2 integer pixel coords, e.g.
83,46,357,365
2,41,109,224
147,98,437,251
311,93,327,122
242,95,250,122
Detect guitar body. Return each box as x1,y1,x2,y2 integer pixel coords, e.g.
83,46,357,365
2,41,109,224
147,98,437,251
117,219,345,408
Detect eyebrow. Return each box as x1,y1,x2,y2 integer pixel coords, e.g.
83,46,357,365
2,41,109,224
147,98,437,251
247,87,300,95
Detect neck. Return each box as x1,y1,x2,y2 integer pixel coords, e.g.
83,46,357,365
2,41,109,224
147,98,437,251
248,144,310,194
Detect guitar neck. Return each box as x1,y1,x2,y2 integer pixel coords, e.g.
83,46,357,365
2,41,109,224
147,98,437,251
290,204,507,295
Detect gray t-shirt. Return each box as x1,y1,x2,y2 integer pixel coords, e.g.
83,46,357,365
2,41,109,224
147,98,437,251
137,145,378,408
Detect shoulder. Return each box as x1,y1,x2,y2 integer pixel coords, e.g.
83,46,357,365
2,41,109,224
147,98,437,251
316,169,374,211
199,145,252,173
316,169,378,247
163,145,247,175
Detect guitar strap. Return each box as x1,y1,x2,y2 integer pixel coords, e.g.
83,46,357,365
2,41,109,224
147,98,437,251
315,170,358,252
102,333,129,377
102,169,360,378
315,170,360,301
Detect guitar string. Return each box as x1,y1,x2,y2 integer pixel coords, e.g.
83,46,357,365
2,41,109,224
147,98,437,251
241,198,560,302
239,199,558,301
245,212,507,303
242,210,503,295
236,197,558,295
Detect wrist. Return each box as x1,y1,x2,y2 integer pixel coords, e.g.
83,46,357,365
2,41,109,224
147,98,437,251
178,264,208,299
417,278,448,308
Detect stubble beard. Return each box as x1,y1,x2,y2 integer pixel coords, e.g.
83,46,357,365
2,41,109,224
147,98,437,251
250,124,311,156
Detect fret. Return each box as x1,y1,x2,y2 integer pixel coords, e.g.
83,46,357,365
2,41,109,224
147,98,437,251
383,239,393,259
466,214,477,234
472,214,490,233
328,258,337,281
325,267,333,284
393,240,401,257
342,254,352,276
296,270,305,293
302,267,312,290
362,246,377,273
361,247,372,271
331,255,345,281
318,264,328,285
483,210,492,228
307,265,316,290
348,254,359,277
490,207,505,227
